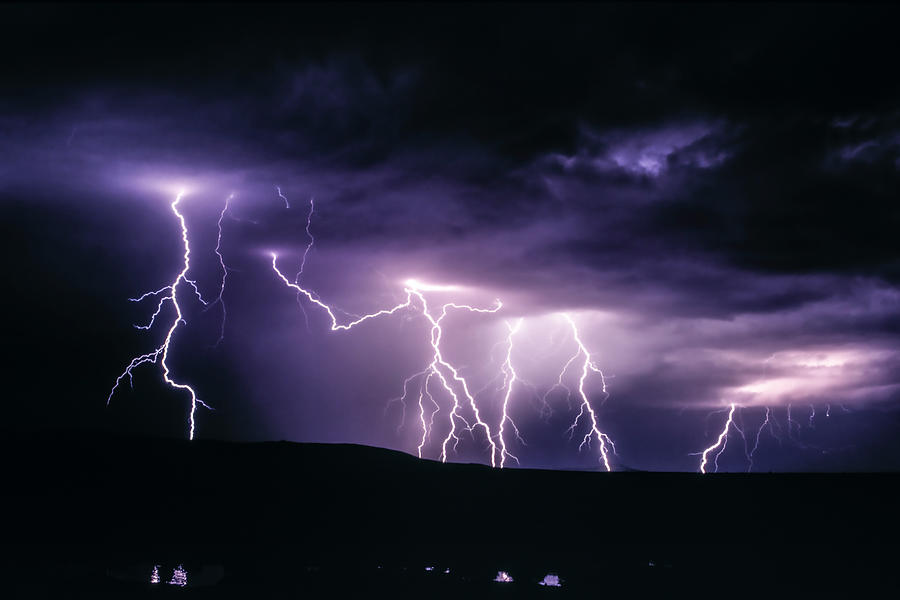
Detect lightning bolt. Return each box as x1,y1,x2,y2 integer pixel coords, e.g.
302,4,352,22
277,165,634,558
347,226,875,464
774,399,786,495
272,257,508,464
269,193,517,465
411,291,505,466
700,400,829,472
205,194,231,347
497,318,525,468
296,195,315,284
107,191,215,440
698,403,737,474
269,190,626,470
749,406,773,471
276,185,289,209
271,254,417,331
560,314,616,472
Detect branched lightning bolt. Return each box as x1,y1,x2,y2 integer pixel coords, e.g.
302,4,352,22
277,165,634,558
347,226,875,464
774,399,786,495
107,192,214,440
296,196,315,284
273,256,507,464
205,194,231,347
274,188,317,331
560,314,616,472
269,194,627,470
698,403,737,474
410,291,505,465
749,406,773,472
701,400,823,472
272,255,417,330
497,318,525,468
270,196,515,466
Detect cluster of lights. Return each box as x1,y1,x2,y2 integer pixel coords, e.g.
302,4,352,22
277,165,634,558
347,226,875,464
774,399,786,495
494,571,514,583
149,564,187,587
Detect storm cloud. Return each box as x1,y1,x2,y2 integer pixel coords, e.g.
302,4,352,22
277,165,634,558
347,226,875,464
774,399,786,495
3,3,900,471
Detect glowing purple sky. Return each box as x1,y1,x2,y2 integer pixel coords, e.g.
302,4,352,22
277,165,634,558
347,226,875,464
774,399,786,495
3,4,900,471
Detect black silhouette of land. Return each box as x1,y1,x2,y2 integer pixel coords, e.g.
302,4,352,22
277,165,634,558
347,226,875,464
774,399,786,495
4,429,898,597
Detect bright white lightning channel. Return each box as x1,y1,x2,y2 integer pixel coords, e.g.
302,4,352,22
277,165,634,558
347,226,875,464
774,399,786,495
697,401,829,472
107,191,228,440
271,195,620,470
560,314,617,471
272,254,511,466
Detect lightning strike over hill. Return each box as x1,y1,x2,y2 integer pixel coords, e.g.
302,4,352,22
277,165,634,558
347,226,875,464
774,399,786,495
269,192,526,466
409,289,505,465
497,318,525,468
272,253,509,464
560,314,617,471
107,191,222,440
749,406,774,472
698,403,738,474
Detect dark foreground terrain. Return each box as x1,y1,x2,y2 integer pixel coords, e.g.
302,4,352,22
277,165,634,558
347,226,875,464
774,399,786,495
3,430,899,598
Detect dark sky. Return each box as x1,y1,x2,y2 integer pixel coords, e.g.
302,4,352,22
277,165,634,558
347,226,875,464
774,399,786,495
3,3,900,471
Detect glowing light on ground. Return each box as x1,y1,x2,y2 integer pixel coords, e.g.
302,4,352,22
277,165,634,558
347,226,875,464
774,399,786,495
494,571,514,583
539,573,562,587
168,564,187,587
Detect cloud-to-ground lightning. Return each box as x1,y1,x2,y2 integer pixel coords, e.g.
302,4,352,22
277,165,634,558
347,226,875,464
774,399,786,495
749,406,773,472
411,290,505,466
497,318,526,468
268,188,631,470
696,401,838,472
698,403,738,474
270,192,531,466
107,191,225,439
270,202,632,469
560,314,617,471
274,253,511,464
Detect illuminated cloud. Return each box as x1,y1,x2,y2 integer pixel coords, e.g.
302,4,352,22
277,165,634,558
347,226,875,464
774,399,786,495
3,4,900,472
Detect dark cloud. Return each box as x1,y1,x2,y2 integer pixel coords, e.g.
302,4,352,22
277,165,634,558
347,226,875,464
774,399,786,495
3,4,900,471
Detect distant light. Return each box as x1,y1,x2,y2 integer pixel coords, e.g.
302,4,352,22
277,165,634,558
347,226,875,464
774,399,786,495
150,565,160,584
444,568,451,574
168,564,187,587
539,573,562,587
425,566,434,571
494,571,514,583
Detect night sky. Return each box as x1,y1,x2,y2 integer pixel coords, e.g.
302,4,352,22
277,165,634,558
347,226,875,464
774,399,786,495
4,3,900,472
